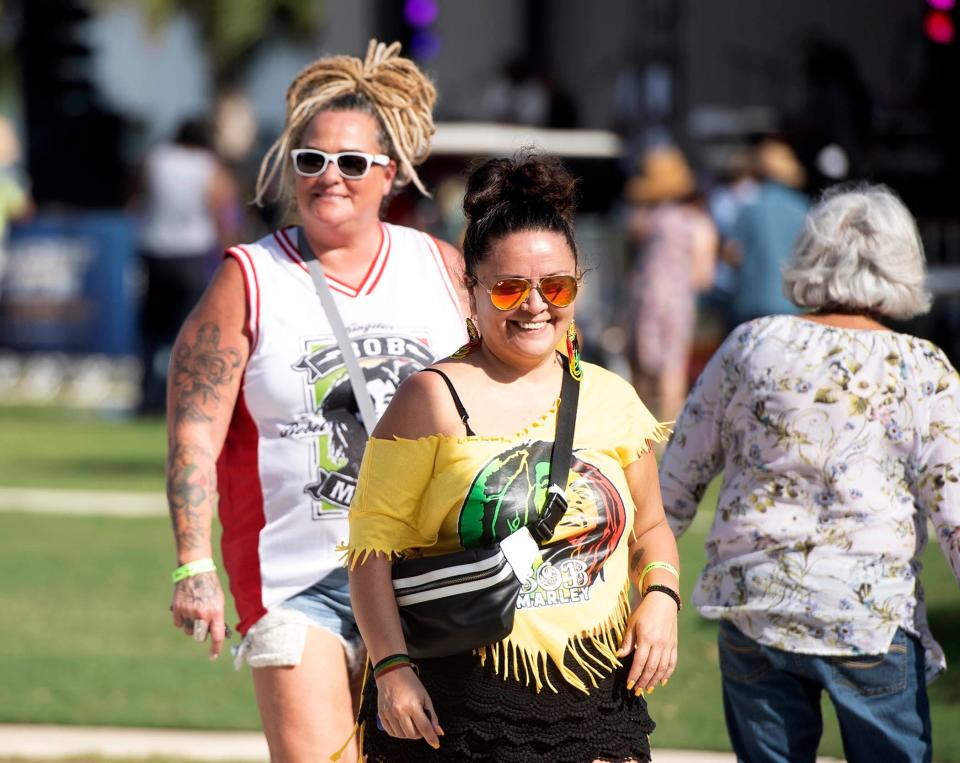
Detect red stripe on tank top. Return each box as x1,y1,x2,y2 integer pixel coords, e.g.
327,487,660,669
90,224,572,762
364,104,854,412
273,228,355,297
226,246,261,353
236,246,262,352
276,227,357,297
322,224,386,297
273,228,309,274
362,223,391,295
426,234,464,319
223,248,254,341
277,225,388,298
216,385,267,635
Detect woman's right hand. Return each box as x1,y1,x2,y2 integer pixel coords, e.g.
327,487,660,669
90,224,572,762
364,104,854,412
166,257,248,661
375,667,442,750
170,570,227,660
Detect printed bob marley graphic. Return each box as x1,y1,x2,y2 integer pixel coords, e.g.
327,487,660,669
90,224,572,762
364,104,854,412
459,440,627,609
289,331,434,518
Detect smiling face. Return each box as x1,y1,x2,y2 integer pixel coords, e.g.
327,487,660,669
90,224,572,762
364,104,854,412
294,109,397,235
471,229,577,371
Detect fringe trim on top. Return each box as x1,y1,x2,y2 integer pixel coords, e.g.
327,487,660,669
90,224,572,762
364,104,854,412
626,417,672,573
636,420,673,457
338,543,401,571
477,583,633,695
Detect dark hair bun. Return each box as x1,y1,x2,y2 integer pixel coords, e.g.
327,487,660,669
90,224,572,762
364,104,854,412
461,151,580,276
463,152,578,225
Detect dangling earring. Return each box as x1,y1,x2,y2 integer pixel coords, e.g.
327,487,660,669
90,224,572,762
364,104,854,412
452,317,481,358
566,321,583,380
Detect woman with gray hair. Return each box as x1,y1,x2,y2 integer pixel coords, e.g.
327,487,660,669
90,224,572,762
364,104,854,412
659,184,960,763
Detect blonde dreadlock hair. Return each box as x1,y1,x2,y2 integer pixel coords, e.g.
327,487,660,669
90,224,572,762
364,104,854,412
255,39,437,209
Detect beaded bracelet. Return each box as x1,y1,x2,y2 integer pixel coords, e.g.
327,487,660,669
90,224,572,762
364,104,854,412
373,653,416,680
643,584,682,611
637,561,679,593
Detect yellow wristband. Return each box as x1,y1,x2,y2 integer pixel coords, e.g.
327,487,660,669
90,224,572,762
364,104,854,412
172,558,216,583
638,561,679,592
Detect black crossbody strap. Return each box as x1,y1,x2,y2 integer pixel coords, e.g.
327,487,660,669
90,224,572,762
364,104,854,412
419,368,476,436
297,227,378,437
528,363,580,544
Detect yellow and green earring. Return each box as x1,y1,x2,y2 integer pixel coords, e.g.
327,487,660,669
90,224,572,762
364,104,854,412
452,317,481,358
566,321,583,380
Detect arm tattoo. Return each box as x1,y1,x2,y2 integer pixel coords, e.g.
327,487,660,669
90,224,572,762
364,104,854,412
171,322,242,424
176,571,219,606
630,549,646,575
167,443,217,552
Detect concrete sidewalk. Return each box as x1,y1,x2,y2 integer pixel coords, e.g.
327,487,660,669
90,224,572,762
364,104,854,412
0,487,166,516
0,724,848,762
0,725,267,761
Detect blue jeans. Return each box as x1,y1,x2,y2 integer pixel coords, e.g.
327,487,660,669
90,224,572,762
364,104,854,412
717,620,931,763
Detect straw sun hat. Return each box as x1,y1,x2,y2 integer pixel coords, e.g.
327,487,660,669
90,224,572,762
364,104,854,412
624,146,695,204
755,139,806,188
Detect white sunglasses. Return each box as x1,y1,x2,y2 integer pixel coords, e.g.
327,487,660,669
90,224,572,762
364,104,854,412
290,149,390,180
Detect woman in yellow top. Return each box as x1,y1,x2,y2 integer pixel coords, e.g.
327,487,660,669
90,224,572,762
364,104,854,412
347,153,680,762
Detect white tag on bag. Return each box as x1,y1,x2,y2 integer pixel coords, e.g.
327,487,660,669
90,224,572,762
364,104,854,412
499,526,541,584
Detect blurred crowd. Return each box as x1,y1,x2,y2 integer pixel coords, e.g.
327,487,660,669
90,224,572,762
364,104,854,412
0,117,33,290
0,44,946,420
0,27,956,763
0,109,877,419
113,126,819,420
621,138,810,421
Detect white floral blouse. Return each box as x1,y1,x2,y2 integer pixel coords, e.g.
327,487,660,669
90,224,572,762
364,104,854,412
659,314,960,682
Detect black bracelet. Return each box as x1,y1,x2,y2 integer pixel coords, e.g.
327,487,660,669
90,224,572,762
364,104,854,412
643,584,682,611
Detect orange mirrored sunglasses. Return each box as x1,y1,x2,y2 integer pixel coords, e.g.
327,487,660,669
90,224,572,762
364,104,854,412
476,274,579,311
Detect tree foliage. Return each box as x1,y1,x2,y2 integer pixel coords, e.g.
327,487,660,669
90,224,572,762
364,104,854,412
111,0,325,85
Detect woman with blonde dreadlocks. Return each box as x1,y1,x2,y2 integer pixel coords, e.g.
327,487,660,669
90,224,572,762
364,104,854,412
164,40,467,762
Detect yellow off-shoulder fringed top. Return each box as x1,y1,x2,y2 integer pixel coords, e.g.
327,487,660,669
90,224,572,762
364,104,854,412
345,362,669,693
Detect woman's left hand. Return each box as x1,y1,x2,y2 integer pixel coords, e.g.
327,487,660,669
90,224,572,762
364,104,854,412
616,589,678,694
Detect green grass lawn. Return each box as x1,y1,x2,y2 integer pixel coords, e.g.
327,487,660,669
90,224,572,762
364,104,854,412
1,406,959,760
0,512,259,730
2,509,958,759
0,408,166,492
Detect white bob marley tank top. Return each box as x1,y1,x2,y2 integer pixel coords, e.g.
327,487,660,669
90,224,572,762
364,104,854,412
219,224,465,633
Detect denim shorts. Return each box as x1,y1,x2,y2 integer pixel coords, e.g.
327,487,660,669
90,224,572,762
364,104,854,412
283,568,360,641
232,568,363,671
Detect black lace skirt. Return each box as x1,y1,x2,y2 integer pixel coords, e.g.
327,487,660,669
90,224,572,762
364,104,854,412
359,649,655,762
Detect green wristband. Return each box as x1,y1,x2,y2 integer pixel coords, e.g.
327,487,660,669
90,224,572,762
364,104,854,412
638,561,679,592
172,558,217,583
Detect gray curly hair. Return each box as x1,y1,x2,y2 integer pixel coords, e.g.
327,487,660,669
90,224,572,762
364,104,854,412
782,184,932,320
